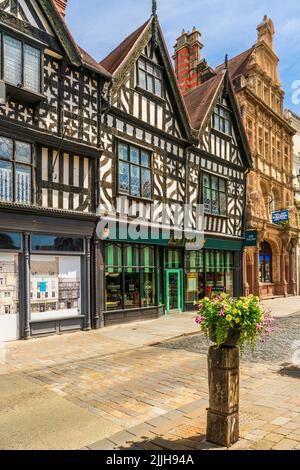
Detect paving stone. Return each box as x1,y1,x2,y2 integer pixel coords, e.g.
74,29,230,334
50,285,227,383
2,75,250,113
271,417,291,426
272,439,299,450
88,439,118,450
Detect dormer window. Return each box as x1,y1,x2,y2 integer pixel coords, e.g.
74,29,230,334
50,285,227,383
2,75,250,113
137,58,162,98
2,34,41,94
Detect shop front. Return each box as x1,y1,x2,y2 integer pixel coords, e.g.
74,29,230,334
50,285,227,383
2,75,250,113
184,238,244,311
102,241,165,326
101,238,187,324
0,211,95,342
0,232,21,342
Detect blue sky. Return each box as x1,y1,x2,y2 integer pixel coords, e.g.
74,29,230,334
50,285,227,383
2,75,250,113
66,0,300,113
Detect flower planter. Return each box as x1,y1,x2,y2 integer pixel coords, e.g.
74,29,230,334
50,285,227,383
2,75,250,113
209,327,241,347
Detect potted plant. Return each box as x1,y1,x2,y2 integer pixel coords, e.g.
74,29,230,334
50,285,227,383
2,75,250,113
195,294,274,351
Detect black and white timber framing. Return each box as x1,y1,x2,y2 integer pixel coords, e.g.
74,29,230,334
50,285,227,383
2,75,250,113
0,4,251,341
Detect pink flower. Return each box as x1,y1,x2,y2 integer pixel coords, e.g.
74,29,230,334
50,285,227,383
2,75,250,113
195,315,205,324
198,304,204,311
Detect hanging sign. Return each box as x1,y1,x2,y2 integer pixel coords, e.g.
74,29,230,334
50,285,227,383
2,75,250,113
272,210,289,224
244,230,258,247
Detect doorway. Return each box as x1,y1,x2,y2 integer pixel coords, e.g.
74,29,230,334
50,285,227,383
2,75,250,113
165,269,184,314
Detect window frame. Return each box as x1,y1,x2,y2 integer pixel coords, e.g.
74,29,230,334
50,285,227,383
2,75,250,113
0,135,34,205
0,29,44,95
212,104,232,136
202,173,228,217
137,56,164,99
117,140,153,201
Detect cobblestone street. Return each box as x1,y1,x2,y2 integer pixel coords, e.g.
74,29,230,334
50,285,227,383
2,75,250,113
0,305,300,450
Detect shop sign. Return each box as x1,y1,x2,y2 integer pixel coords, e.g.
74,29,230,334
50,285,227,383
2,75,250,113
244,230,258,247
272,210,289,224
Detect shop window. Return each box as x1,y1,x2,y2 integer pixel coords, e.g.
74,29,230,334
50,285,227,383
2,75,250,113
165,249,182,269
259,241,272,283
0,232,22,251
30,255,81,320
118,141,152,199
185,251,205,304
105,243,157,311
203,174,227,216
137,58,163,98
31,235,84,253
0,136,32,205
0,253,19,316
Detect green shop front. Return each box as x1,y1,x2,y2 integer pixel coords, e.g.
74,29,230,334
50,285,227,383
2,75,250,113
184,238,244,311
98,232,244,326
99,228,186,325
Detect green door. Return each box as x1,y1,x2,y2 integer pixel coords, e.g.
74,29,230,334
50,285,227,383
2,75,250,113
165,269,184,315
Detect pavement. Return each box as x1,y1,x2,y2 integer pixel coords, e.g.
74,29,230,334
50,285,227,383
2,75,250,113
0,297,300,450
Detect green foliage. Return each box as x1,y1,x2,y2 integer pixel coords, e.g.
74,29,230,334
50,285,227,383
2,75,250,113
195,294,274,353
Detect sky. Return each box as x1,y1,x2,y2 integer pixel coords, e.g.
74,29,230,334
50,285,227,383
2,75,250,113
66,0,300,114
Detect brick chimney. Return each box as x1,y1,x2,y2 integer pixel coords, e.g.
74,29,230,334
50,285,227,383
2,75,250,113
173,27,203,95
53,0,68,18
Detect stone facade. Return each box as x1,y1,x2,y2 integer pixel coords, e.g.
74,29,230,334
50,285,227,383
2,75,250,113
237,17,299,298
284,110,300,294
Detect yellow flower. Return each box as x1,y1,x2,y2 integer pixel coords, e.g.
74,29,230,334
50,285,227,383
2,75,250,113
235,318,240,324
232,309,239,314
226,314,233,322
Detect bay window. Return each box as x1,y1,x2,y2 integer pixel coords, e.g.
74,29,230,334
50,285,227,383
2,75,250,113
2,33,41,94
0,136,33,205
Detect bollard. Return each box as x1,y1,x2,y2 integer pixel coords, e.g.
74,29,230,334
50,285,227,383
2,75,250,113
207,345,240,447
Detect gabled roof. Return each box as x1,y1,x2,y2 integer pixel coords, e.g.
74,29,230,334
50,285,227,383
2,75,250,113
99,16,192,140
100,20,150,74
184,73,224,130
215,47,254,79
77,45,110,77
36,0,111,78
184,70,252,169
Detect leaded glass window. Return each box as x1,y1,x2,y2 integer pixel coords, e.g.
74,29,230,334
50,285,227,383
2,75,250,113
4,36,22,86
203,174,227,216
0,136,32,205
212,105,232,135
3,35,41,93
118,142,152,199
138,58,163,98
24,44,41,93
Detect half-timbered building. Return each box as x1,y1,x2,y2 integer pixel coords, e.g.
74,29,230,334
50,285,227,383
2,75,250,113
183,70,252,309
96,9,252,325
0,0,111,341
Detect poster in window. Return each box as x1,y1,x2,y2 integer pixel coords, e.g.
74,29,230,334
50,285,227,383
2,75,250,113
30,255,81,320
